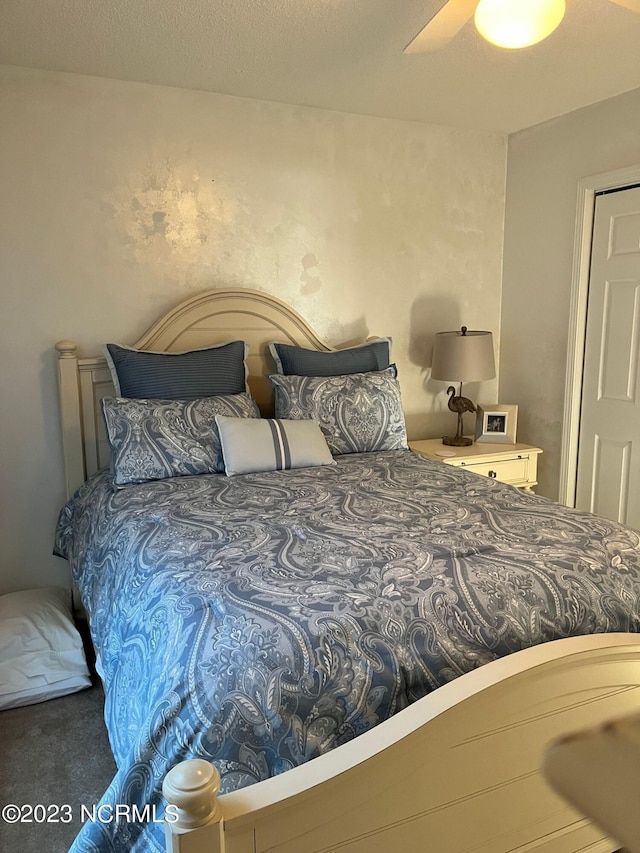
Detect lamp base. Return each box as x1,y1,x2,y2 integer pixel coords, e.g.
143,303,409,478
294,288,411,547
442,435,473,447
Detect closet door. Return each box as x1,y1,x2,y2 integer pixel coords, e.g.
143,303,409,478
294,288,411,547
575,185,640,530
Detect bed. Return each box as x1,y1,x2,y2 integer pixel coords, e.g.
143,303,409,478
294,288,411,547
54,287,640,853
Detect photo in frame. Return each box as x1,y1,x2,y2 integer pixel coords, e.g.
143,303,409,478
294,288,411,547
475,404,518,444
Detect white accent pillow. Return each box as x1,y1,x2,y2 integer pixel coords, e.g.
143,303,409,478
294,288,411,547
216,416,336,476
0,588,91,710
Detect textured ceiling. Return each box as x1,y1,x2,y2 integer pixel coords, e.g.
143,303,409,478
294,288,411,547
2,0,640,133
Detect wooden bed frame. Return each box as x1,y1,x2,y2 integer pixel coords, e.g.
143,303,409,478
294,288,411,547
55,287,640,853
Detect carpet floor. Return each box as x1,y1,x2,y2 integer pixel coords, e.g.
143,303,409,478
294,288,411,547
0,677,116,853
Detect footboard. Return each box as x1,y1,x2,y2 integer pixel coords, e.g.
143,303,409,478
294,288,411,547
164,634,640,853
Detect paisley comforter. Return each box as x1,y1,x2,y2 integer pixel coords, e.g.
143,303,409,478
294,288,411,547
54,449,640,852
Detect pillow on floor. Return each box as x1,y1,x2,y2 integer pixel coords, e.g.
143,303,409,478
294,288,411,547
0,588,91,710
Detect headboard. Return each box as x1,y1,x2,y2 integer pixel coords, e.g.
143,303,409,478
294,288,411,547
56,287,337,499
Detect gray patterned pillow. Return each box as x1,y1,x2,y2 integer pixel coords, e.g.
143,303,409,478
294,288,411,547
269,367,408,455
102,393,260,487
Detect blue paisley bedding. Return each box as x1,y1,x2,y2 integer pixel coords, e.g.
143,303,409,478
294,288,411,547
55,449,640,852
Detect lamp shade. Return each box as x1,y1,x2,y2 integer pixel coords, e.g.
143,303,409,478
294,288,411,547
431,328,496,383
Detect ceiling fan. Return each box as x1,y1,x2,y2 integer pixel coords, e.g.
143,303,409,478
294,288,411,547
404,0,640,53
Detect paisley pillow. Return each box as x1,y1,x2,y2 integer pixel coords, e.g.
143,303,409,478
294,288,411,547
102,393,260,487
269,367,408,456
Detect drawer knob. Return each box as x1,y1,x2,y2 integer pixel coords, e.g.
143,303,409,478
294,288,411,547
488,470,497,478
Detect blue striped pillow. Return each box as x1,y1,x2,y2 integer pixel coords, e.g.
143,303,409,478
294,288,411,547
104,341,248,399
269,338,391,377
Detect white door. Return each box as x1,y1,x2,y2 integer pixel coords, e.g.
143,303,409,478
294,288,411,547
576,185,640,530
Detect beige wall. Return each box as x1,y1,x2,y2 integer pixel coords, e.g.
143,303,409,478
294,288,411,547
0,65,506,594
500,87,640,500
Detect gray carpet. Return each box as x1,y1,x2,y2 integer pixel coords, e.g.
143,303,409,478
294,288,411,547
0,677,116,853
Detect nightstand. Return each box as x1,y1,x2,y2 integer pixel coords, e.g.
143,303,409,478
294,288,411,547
409,439,543,492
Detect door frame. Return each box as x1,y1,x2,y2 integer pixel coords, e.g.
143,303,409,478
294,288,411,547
559,163,640,507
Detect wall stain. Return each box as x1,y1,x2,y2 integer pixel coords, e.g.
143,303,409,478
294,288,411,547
300,252,322,295
152,211,167,236
104,157,235,286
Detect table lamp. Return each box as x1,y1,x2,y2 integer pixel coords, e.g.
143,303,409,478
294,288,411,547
431,326,496,446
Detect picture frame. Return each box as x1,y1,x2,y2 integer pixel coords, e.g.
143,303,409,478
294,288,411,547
475,404,518,444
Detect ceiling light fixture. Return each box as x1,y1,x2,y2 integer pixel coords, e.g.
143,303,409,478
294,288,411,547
474,0,566,49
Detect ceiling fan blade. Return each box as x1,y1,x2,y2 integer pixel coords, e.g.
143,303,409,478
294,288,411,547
404,0,479,54
608,0,640,11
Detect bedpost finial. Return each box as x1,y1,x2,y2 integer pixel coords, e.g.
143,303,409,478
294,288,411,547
163,759,221,831
56,340,78,359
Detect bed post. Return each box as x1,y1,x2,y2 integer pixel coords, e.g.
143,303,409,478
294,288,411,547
163,760,225,853
55,340,86,499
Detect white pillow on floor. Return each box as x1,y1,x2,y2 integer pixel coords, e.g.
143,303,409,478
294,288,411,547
0,587,91,710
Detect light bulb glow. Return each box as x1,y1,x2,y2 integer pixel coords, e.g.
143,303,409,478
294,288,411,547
474,0,566,49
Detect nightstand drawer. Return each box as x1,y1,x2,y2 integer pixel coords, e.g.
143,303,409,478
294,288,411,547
457,456,528,484
408,440,542,492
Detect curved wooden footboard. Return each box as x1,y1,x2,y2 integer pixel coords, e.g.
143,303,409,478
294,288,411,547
164,634,640,853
